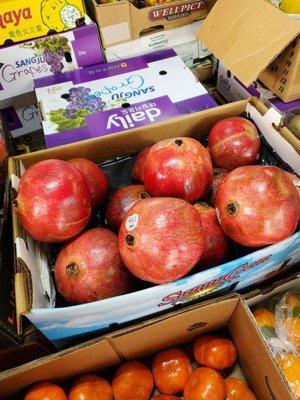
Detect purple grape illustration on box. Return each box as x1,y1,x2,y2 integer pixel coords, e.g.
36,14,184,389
24,36,71,74
49,87,107,132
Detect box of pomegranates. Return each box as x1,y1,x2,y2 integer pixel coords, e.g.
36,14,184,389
0,22,104,102
0,295,295,399
8,97,300,345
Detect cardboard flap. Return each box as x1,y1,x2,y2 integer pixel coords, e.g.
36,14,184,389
198,0,300,86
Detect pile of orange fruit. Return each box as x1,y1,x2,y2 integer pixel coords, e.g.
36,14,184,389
253,290,300,400
24,334,258,400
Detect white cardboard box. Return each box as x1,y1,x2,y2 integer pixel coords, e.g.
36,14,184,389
104,20,211,67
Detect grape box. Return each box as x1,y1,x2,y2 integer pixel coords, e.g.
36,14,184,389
0,93,41,138
0,23,104,102
0,0,86,46
35,49,218,148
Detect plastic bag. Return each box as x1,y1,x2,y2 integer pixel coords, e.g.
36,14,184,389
253,290,300,399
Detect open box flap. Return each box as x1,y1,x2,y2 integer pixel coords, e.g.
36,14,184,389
197,0,300,86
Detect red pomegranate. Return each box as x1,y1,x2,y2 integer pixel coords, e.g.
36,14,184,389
132,147,151,183
285,171,300,198
14,159,91,243
105,185,150,232
194,203,229,268
68,158,109,210
118,197,205,284
143,137,213,203
215,166,300,247
208,117,260,170
210,168,229,206
55,228,132,304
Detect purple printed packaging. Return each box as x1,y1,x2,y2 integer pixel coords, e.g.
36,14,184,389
35,49,218,148
217,62,300,114
0,23,104,102
0,93,41,138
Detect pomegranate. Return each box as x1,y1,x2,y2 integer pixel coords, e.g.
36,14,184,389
194,203,229,268
285,172,300,198
143,137,213,203
68,158,109,210
14,159,91,243
132,147,151,183
55,228,132,304
105,185,150,232
118,197,205,284
208,117,260,170
215,166,300,247
210,168,229,206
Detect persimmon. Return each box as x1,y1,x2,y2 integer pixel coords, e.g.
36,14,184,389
69,374,113,400
112,361,153,400
184,367,226,400
225,377,257,399
151,396,180,400
24,381,67,400
193,335,237,370
152,347,193,394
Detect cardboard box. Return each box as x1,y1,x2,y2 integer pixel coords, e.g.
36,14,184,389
216,62,300,114
104,20,211,67
0,295,295,400
35,49,218,148
89,0,215,49
8,97,300,345
0,0,86,46
198,0,300,102
0,23,104,102
0,93,42,139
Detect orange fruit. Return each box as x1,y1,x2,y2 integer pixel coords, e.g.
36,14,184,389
184,367,226,400
69,374,113,400
112,361,153,400
24,381,67,400
151,396,180,399
276,353,300,400
253,308,275,329
225,377,257,399
152,347,193,394
193,335,237,370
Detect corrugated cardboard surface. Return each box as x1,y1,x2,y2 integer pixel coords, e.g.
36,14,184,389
198,0,300,86
0,296,294,399
259,37,300,102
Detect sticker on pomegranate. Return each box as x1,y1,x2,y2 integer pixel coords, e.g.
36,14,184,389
126,214,139,231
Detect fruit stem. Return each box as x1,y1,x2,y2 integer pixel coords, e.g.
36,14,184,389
139,192,150,200
66,263,80,277
125,234,135,247
175,139,183,146
226,202,238,216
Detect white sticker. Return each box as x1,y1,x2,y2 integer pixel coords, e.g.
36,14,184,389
126,214,139,231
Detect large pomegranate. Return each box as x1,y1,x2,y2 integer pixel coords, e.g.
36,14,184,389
132,147,151,184
55,228,132,304
143,137,213,203
209,168,229,206
105,185,150,232
118,197,205,284
68,158,109,210
215,166,300,247
208,117,260,170
194,203,229,268
14,159,91,243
